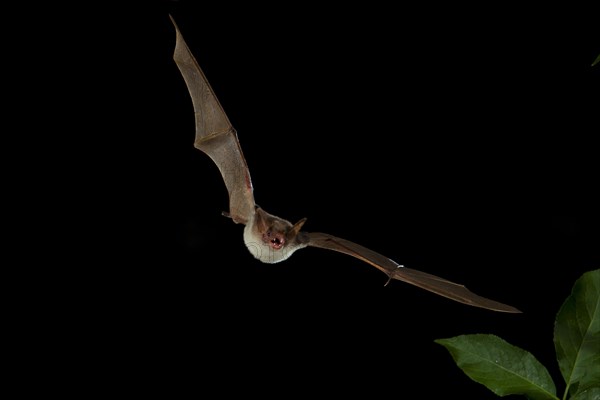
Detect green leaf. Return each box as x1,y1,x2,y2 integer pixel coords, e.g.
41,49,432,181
570,386,600,400
554,269,600,398
435,334,558,400
592,54,600,67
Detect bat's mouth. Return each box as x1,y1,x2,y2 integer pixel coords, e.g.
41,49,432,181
263,230,285,249
270,237,285,249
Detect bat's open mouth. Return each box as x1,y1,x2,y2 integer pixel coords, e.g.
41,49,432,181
263,231,285,250
270,236,285,249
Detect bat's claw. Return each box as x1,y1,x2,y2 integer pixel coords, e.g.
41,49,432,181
222,211,232,219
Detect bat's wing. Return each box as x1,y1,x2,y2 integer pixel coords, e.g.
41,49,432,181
306,232,521,313
170,15,255,225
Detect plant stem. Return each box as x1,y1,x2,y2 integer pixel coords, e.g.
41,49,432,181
562,383,570,400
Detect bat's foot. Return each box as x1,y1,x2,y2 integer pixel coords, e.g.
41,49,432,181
222,211,248,225
384,265,404,286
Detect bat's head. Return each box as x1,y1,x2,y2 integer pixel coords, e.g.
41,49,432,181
243,207,309,264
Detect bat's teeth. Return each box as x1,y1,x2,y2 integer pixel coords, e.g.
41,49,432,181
271,237,285,249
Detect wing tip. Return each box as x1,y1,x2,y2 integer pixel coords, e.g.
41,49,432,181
497,305,523,314
168,13,177,28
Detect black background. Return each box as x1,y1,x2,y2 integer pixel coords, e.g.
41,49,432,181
19,1,598,398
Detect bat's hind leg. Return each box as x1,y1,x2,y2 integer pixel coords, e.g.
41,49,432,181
221,210,249,225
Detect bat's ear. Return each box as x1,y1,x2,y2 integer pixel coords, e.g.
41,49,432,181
288,217,307,238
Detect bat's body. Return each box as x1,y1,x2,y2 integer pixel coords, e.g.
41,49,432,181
170,15,521,313
243,208,308,264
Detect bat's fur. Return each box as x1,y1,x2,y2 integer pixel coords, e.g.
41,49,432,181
243,207,308,264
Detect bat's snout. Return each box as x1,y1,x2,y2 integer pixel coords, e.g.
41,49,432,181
264,230,285,249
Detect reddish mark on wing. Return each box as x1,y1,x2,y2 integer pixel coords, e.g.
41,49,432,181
245,172,253,190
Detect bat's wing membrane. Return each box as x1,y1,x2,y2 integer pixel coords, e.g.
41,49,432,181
170,16,255,224
306,232,521,313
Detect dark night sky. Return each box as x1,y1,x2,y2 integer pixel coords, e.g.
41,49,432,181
26,2,598,398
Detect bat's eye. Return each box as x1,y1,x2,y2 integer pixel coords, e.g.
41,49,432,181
266,230,271,237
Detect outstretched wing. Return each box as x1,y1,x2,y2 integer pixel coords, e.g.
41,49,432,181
306,232,521,313
170,15,255,224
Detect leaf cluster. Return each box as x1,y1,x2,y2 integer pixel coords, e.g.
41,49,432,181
436,269,599,400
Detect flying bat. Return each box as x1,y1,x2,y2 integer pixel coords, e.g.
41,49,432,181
169,15,521,313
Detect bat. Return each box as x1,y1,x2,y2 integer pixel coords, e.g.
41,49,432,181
169,15,521,313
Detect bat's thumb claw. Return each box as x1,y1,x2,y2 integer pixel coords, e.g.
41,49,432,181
222,211,232,219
